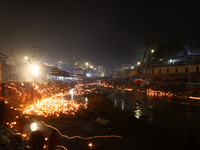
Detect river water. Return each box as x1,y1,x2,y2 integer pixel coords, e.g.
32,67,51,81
75,85,200,131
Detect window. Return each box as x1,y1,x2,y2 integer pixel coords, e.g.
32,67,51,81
167,68,169,73
152,69,154,74
175,68,178,73
159,69,161,73
196,66,199,72
185,67,188,72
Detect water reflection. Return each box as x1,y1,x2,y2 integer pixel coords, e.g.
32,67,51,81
135,110,141,119
73,84,200,131
122,99,124,110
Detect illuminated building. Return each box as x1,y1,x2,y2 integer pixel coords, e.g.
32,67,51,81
0,52,8,84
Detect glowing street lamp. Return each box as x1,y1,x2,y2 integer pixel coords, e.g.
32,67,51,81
31,65,39,75
151,49,154,53
137,61,143,78
85,62,88,66
24,56,29,60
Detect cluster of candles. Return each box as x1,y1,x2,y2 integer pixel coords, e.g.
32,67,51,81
22,97,87,117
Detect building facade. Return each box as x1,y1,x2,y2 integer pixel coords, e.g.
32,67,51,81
0,52,8,84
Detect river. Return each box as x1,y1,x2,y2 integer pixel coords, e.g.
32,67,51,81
75,85,200,131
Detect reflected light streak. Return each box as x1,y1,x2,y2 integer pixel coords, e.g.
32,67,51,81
134,110,141,119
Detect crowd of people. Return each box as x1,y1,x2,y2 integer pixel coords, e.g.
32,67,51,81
0,81,64,150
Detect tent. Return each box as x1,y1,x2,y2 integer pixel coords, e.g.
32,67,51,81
133,79,143,85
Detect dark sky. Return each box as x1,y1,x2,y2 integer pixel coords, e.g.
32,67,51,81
0,0,199,69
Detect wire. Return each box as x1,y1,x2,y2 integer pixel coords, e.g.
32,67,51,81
57,145,68,150
38,120,122,140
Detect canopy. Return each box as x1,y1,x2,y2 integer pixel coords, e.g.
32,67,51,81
133,79,143,84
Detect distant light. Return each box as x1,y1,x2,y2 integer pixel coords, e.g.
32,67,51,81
25,56,28,60
151,49,154,53
131,66,134,69
170,59,173,62
90,66,93,69
86,73,91,77
137,62,140,65
70,88,74,95
86,62,88,66
88,143,93,148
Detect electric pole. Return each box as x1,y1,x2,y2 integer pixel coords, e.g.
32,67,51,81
32,46,39,63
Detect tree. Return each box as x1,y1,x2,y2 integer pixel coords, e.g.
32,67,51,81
142,38,162,64
185,29,200,53
158,40,185,64
143,38,185,65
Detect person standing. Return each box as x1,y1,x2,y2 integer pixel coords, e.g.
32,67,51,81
1,81,5,98
0,100,6,124
47,130,58,150
30,130,45,150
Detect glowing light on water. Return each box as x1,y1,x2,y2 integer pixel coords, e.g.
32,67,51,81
122,99,124,110
134,109,141,119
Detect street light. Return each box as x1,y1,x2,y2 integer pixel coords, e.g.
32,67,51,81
151,49,154,53
24,56,28,60
31,65,39,75
85,62,89,69
30,65,40,82
137,61,143,79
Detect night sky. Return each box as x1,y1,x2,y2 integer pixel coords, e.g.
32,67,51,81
0,0,199,69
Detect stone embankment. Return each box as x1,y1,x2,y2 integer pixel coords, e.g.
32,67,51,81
0,124,30,150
